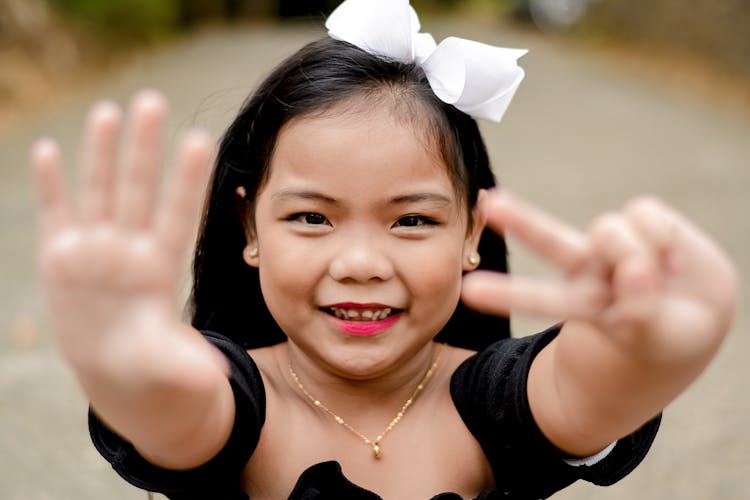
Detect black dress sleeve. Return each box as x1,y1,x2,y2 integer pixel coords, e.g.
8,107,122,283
450,325,661,499
88,330,265,500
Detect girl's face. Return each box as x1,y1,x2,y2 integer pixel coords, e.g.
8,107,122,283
246,104,483,377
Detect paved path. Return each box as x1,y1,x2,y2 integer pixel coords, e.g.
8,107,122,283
1,20,748,499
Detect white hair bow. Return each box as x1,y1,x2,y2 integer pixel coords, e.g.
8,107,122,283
326,0,527,122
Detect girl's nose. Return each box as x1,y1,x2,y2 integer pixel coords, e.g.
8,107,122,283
328,237,395,283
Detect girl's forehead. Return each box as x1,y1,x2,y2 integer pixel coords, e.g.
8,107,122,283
283,94,446,160
267,107,454,193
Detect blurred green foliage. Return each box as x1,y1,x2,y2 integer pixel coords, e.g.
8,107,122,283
49,0,180,40
45,0,469,38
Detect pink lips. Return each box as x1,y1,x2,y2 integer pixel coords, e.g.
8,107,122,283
324,303,402,336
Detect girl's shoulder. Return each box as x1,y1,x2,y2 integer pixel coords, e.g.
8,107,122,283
436,343,479,388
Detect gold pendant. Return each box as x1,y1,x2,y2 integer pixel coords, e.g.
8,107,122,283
372,442,381,459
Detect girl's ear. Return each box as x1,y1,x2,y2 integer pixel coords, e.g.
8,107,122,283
243,244,260,267
463,189,489,271
237,186,260,268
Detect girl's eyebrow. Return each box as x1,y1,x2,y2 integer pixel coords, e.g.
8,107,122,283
271,190,452,206
271,189,338,204
390,193,453,206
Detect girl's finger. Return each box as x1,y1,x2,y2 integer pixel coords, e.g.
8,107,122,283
484,191,589,273
115,90,168,230
155,130,214,262
461,270,610,320
588,212,654,269
79,101,122,224
625,196,738,308
31,138,71,239
625,196,726,272
624,197,681,253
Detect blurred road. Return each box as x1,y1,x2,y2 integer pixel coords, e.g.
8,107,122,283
1,20,748,499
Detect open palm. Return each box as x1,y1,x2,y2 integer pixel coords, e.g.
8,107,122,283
32,90,222,380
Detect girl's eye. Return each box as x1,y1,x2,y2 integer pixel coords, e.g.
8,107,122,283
288,212,330,225
394,215,437,228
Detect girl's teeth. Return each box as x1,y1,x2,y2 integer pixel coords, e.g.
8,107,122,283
331,307,393,321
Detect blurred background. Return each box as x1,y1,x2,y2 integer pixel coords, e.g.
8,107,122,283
2,0,750,127
1,0,748,498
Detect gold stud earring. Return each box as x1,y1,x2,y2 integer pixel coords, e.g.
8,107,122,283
468,253,480,267
245,247,259,260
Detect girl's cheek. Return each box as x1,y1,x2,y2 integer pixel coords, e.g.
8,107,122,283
403,249,464,288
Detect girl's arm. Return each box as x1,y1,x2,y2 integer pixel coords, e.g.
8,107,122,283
462,190,738,457
32,90,235,469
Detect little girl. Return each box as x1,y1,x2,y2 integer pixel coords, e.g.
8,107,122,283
31,0,737,498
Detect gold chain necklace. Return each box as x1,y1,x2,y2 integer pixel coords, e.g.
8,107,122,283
288,344,444,460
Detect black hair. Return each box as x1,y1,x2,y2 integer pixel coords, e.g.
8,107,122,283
189,36,510,351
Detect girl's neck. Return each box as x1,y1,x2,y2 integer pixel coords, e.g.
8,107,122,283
281,341,443,413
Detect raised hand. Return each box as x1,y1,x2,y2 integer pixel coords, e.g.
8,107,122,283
462,189,738,366
32,90,219,371
32,91,233,467
462,190,738,455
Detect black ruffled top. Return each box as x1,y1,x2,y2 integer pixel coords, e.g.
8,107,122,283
90,328,659,499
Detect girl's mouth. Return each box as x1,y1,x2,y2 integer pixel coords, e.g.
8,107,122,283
320,304,403,336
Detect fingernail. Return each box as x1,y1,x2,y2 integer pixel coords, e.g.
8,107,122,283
89,100,122,123
133,88,168,110
30,138,59,161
